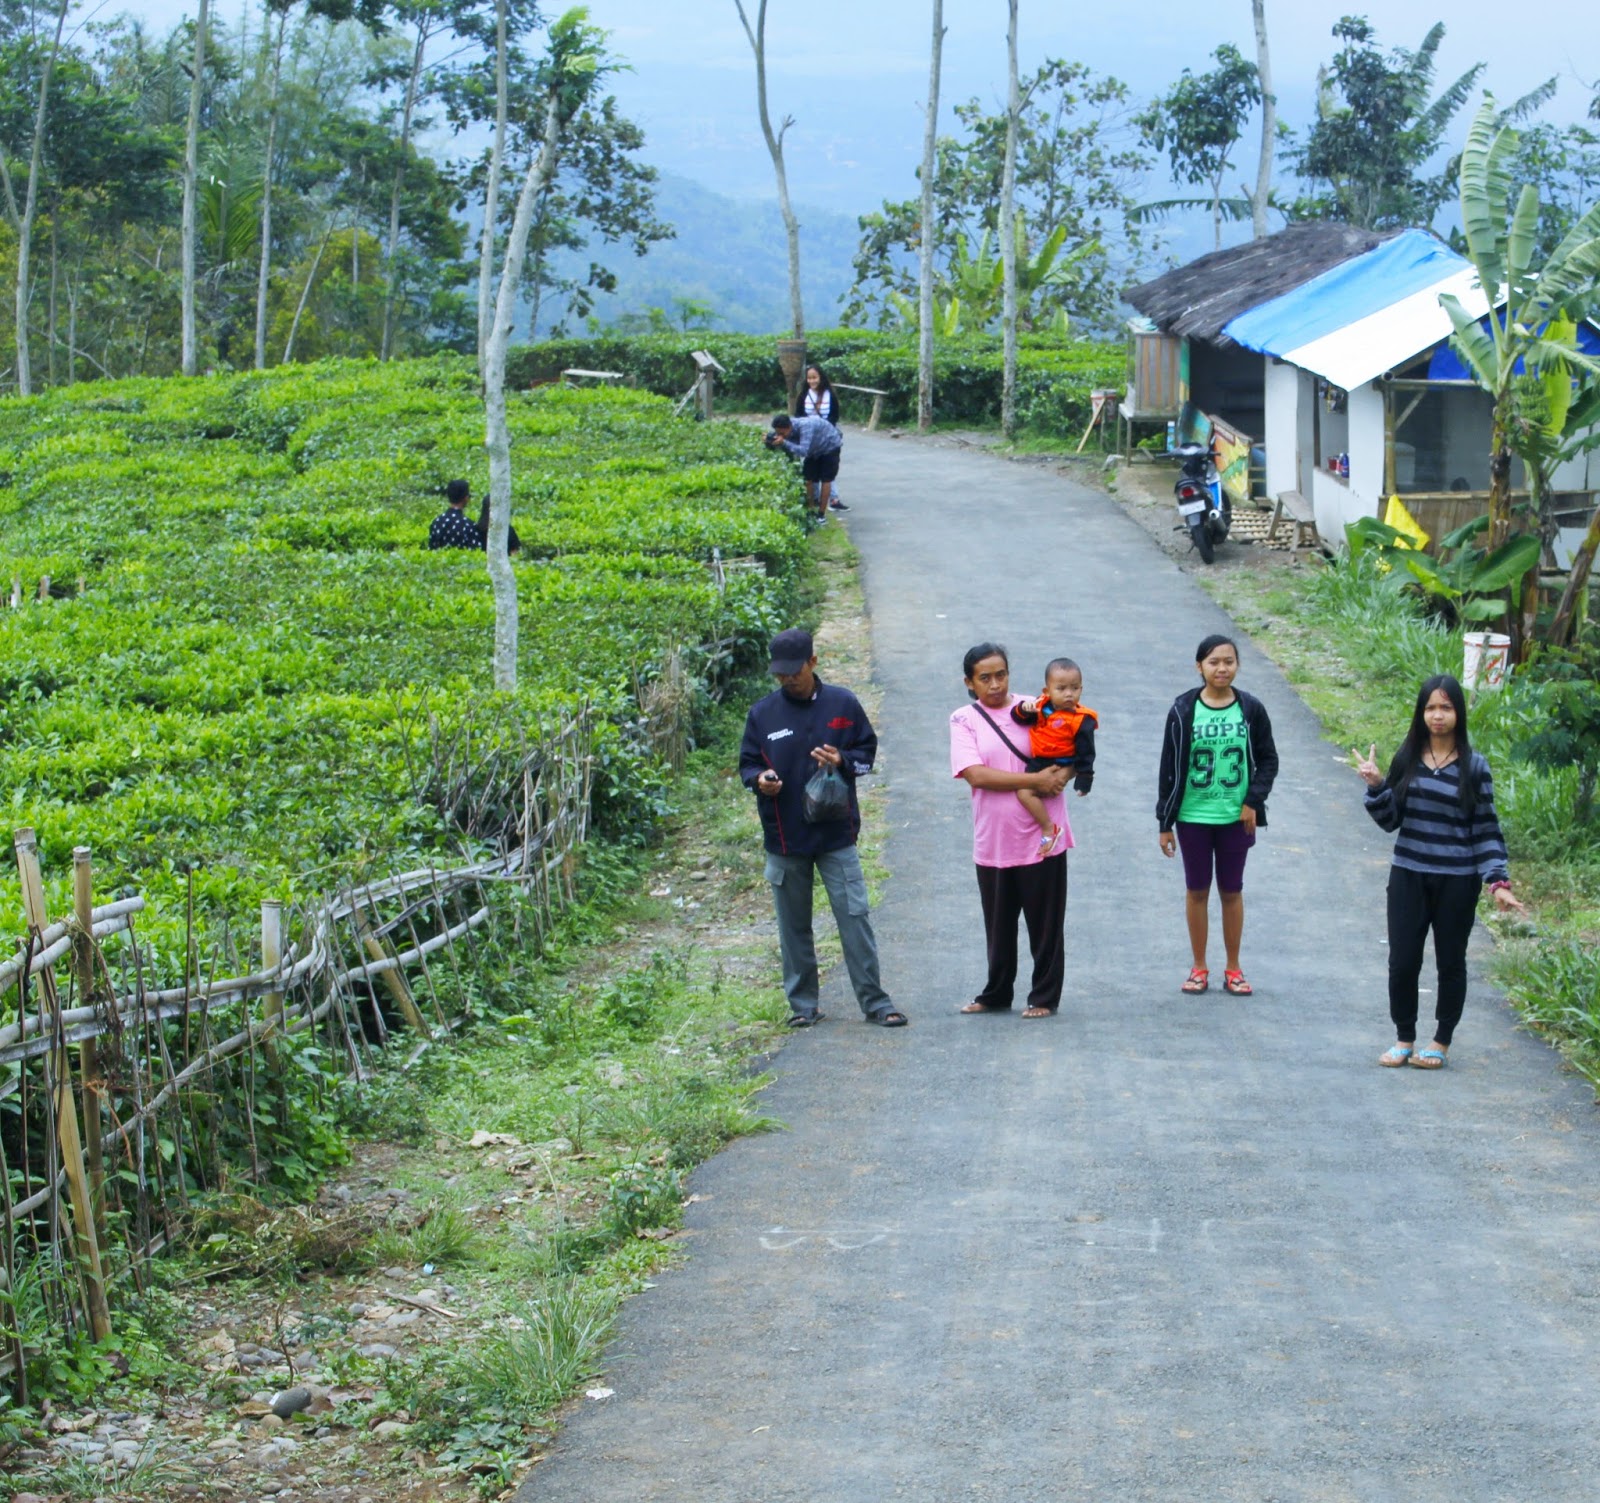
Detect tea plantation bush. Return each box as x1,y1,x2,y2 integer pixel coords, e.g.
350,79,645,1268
507,329,1124,435
0,356,802,975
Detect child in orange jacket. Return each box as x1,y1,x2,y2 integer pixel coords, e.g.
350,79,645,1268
1011,657,1098,854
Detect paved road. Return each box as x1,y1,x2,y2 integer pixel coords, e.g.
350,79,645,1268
518,434,1600,1502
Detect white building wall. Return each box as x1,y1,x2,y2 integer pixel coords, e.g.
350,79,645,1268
1309,380,1386,540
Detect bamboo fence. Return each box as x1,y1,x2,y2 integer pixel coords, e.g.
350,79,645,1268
0,711,594,1398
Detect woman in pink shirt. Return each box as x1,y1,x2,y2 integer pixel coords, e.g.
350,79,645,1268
949,643,1074,1018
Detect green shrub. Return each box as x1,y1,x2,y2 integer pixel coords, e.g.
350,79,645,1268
0,356,804,982
505,329,1124,435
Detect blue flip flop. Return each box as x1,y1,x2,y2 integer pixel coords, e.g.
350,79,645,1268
1411,1047,1448,1070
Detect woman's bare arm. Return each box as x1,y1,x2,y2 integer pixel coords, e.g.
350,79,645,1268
959,765,1068,795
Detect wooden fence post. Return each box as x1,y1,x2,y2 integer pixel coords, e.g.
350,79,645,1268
353,902,430,1036
261,900,285,1063
15,830,112,1342
71,848,108,1254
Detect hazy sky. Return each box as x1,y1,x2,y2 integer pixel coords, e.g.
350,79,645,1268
92,0,1600,223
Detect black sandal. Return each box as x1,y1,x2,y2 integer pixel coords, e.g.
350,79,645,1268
870,1010,908,1027
786,1011,824,1029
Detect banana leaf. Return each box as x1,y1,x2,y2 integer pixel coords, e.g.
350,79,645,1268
1466,532,1542,594
1440,294,1501,390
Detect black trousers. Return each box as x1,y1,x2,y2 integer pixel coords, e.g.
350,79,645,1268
1386,866,1481,1045
974,854,1068,1012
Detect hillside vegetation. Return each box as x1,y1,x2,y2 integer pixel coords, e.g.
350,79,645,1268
0,359,802,969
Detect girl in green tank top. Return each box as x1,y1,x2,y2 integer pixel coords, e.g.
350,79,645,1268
1156,635,1280,998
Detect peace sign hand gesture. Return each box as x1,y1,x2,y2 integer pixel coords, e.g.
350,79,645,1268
1352,743,1384,789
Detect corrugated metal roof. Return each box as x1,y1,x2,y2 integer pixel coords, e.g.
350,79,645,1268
1220,230,1484,387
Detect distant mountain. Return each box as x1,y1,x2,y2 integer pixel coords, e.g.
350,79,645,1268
543,172,866,335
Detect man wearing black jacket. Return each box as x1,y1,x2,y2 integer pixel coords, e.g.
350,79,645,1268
738,629,906,1028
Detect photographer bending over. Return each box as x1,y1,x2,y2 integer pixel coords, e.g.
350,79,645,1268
766,413,842,523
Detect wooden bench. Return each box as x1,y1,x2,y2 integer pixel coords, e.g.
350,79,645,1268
832,382,889,431
1269,489,1320,549
560,368,624,386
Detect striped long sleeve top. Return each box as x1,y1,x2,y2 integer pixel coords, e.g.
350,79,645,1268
1363,751,1509,884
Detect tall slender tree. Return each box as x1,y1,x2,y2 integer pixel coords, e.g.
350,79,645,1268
477,0,508,370
733,0,801,337
181,0,210,375
1250,0,1274,238
482,6,607,690
0,0,72,396
377,1,443,360
254,2,293,369
917,0,944,431
999,0,1019,438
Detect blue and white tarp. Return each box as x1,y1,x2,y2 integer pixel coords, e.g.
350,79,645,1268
1221,230,1490,390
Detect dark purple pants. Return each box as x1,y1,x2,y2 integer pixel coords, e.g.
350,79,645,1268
1176,819,1255,894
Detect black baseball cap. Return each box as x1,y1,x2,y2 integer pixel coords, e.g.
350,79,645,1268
769,628,814,674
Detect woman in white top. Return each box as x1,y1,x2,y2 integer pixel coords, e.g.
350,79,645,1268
794,366,847,510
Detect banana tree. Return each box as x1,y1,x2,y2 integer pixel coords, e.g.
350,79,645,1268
1346,514,1543,625
940,219,1095,332
1441,97,1600,657
1507,317,1600,645
889,289,962,336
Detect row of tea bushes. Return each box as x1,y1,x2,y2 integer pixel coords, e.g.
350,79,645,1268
0,356,803,969
505,329,1125,435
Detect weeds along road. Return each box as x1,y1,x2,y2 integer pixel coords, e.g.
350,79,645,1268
516,430,1600,1502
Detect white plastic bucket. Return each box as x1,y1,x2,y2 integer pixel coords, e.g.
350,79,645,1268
1462,631,1511,691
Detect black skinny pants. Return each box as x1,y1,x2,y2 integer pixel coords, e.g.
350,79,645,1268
1386,866,1482,1045
974,854,1068,1012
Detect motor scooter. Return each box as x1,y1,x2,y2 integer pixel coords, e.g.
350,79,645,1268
1172,441,1232,563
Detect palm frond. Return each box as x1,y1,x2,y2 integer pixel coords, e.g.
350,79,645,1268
1128,196,1254,225
1499,77,1560,124
1421,65,1487,137
1415,22,1447,69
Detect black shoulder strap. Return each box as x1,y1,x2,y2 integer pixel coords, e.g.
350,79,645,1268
972,703,1032,764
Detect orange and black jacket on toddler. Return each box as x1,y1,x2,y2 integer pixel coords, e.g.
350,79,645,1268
1010,697,1098,793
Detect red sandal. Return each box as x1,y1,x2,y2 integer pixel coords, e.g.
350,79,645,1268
1181,967,1209,994
1223,969,1253,996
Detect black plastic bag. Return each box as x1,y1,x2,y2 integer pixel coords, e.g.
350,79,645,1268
802,766,851,823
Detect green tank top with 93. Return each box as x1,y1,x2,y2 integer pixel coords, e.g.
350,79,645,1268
1178,698,1249,824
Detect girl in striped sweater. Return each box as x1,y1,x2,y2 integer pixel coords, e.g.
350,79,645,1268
1355,674,1526,1070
